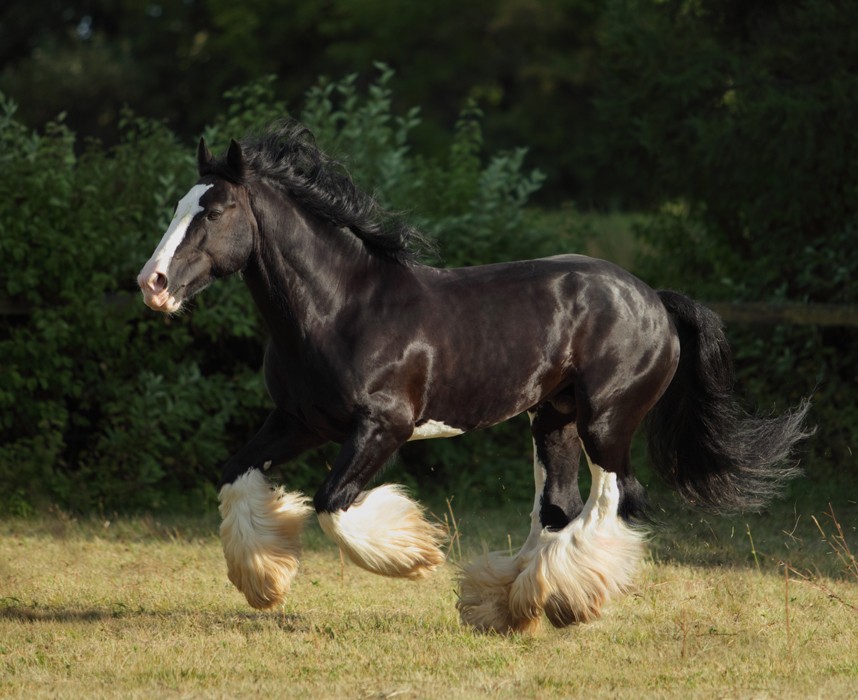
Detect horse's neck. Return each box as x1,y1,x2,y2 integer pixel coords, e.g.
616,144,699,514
244,188,382,343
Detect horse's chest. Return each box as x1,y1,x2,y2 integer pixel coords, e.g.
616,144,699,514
264,352,354,434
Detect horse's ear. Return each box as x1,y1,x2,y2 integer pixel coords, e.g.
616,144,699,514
226,138,245,179
197,137,213,175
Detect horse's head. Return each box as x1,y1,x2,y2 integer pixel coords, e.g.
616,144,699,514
137,139,255,313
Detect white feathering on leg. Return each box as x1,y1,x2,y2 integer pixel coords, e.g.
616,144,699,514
458,450,646,634
218,470,312,610
317,484,446,578
456,429,548,634
457,551,540,635
509,459,646,628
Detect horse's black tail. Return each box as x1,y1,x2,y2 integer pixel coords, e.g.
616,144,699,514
644,291,813,514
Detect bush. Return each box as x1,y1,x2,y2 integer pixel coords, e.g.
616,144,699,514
203,65,552,265
0,67,554,513
0,98,275,512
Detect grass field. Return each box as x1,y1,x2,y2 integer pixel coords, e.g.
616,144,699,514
1,495,856,699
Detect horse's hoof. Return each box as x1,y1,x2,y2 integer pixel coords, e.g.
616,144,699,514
219,470,312,609
318,484,446,578
456,552,541,634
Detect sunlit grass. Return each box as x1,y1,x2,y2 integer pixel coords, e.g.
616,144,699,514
1,499,856,699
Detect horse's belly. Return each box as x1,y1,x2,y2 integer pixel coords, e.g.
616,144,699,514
418,348,572,433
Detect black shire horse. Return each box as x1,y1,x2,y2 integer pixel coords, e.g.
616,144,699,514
138,122,810,633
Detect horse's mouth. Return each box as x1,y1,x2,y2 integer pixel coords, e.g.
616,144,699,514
142,288,183,313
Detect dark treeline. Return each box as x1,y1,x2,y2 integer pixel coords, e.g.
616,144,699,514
2,0,608,202
4,2,857,207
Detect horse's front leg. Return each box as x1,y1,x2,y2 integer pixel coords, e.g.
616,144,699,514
218,409,324,610
314,414,446,579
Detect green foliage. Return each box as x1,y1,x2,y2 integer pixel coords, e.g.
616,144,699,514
300,65,550,266
596,0,858,477
0,94,270,512
0,68,551,513
598,0,858,299
202,66,552,265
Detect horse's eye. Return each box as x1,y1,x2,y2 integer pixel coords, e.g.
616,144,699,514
207,210,223,221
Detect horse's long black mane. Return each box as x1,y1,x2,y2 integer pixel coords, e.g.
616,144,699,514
209,121,434,265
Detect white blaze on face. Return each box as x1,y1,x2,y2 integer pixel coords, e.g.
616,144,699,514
137,183,213,312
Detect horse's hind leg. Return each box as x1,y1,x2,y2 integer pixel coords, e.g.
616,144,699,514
527,401,646,534
509,445,647,629
525,404,583,542
508,387,656,629
457,403,584,633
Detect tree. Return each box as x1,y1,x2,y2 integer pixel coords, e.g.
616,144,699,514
596,0,858,474
0,0,606,201
597,0,858,303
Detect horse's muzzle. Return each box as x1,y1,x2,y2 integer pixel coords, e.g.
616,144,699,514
138,268,181,313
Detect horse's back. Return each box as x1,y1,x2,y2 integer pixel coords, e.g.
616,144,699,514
422,254,673,353
426,254,661,307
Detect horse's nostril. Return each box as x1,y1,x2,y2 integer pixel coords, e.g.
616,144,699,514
142,271,169,293
150,272,168,292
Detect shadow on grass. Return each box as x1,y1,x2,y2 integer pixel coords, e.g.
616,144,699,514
0,600,457,637
0,599,308,629
0,605,115,624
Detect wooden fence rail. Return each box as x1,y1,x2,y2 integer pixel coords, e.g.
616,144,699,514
707,302,858,328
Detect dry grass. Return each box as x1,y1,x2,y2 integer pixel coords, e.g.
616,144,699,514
1,501,856,699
